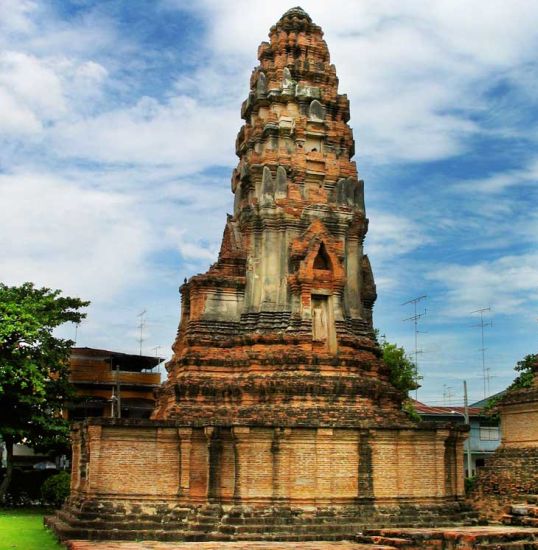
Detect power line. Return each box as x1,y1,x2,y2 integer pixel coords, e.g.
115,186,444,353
402,295,427,401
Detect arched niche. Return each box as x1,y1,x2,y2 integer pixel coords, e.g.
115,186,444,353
313,242,331,271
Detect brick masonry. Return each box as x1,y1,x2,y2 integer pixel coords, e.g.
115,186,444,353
67,543,393,550
68,420,466,507
471,366,538,519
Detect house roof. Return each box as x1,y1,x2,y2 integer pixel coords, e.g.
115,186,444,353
71,347,164,372
470,390,506,408
412,400,482,417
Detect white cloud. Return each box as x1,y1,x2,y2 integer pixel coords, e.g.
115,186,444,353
426,253,538,317
0,51,109,138
0,86,41,135
365,210,430,291
453,158,538,194
0,172,152,301
49,95,238,169
0,51,66,117
367,210,430,260
0,0,37,35
165,0,538,163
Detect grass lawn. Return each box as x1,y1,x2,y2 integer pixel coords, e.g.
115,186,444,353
0,508,63,550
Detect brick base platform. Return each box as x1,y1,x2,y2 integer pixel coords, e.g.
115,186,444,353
62,526,538,550
45,500,480,543
66,543,392,550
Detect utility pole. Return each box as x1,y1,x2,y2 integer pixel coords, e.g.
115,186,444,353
402,295,427,400
463,380,472,478
110,357,121,418
471,307,492,399
115,363,121,419
151,345,161,371
137,309,147,356
443,386,455,406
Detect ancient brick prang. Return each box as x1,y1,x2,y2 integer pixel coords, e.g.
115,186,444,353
153,6,407,427
53,8,472,543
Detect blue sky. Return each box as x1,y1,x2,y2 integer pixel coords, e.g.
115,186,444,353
1,0,537,405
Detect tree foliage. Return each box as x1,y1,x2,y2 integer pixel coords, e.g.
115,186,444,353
0,282,89,501
380,339,422,395
510,353,537,390
485,353,537,415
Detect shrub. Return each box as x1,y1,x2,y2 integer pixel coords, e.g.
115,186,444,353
402,398,421,422
465,476,476,495
41,471,70,507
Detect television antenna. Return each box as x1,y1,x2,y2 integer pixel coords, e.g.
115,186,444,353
402,295,427,400
470,306,492,399
137,309,147,355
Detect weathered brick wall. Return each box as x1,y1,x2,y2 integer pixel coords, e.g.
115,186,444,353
477,447,538,496
72,422,181,500
501,399,538,448
471,384,538,518
71,420,465,506
370,429,465,500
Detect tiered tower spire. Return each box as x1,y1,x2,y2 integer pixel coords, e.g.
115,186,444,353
153,7,408,427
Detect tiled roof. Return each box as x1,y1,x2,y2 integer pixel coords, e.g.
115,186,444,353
412,400,482,417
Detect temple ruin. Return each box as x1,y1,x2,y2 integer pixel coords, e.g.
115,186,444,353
49,8,476,542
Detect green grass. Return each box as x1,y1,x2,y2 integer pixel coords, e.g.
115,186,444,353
0,509,63,550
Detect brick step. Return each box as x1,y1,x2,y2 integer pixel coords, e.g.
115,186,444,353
509,505,538,518
361,527,538,548
68,519,194,531
57,512,192,531
511,517,538,527
223,517,479,529
219,522,373,535
220,522,480,537
355,534,413,547
67,510,193,522
220,532,355,542
220,511,479,524
502,501,538,528
477,543,538,549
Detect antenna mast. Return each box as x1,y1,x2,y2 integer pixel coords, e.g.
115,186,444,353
402,295,427,400
137,309,147,356
471,306,492,399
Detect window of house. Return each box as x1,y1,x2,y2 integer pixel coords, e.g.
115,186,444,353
479,426,500,441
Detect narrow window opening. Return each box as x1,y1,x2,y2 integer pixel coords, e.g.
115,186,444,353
313,243,331,270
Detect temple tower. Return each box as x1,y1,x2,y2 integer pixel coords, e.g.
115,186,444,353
152,6,407,428
53,9,472,542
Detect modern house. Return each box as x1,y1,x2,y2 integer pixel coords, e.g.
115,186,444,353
1,347,164,473
414,399,501,477
66,347,163,420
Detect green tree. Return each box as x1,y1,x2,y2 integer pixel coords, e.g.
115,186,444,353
510,353,537,390
377,335,422,421
485,353,537,414
379,339,421,395
0,282,89,502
